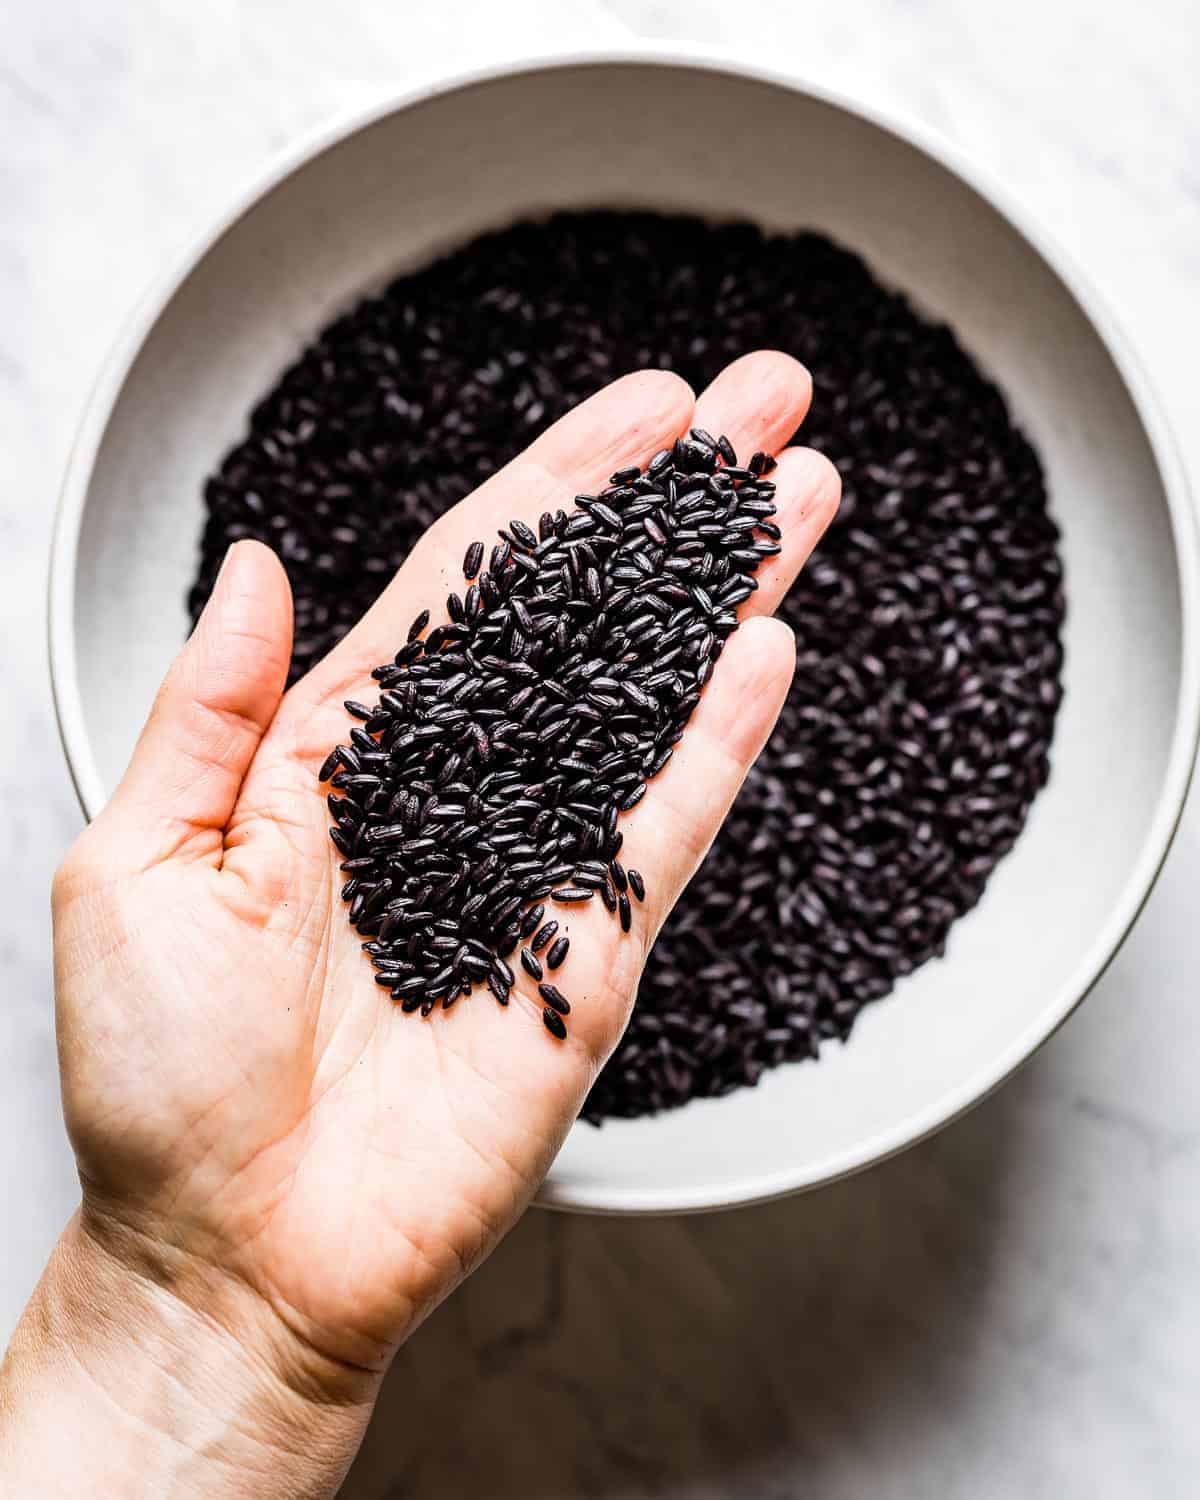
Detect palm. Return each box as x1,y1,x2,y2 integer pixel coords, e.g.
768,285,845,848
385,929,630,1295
54,357,837,1370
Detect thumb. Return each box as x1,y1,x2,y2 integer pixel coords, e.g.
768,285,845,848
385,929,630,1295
99,540,293,868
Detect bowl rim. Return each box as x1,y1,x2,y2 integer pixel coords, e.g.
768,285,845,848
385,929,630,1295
49,41,1200,1216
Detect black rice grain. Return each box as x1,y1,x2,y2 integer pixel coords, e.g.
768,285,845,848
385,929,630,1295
539,984,571,1016
190,210,1064,1118
519,903,545,939
531,921,558,953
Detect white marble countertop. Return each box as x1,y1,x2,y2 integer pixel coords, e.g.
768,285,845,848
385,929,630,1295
3,2,1199,1495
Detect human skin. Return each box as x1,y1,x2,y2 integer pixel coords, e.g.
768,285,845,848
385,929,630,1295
0,353,838,1497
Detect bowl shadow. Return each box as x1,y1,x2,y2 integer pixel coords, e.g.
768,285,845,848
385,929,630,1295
341,1064,1033,1500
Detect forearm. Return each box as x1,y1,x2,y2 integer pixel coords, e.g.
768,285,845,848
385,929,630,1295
0,1216,376,1500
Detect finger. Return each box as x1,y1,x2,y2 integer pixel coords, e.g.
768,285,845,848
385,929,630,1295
102,541,293,867
741,445,842,620
691,345,841,613
619,614,798,946
691,349,813,466
287,369,695,743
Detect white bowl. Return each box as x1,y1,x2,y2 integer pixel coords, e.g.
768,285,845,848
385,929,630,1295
51,47,1199,1214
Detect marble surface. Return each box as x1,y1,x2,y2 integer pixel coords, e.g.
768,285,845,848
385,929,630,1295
2,2,1198,1495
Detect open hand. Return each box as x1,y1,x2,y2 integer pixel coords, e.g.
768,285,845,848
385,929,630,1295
42,352,838,1494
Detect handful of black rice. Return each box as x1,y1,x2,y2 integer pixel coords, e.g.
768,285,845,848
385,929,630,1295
319,434,778,1039
190,211,1065,1119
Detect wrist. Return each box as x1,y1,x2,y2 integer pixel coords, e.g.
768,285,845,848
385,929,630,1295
0,1213,378,1499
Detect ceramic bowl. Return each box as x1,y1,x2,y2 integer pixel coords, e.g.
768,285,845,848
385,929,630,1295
50,47,1199,1213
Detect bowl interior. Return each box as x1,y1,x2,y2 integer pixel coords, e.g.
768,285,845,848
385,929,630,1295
62,58,1191,1211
